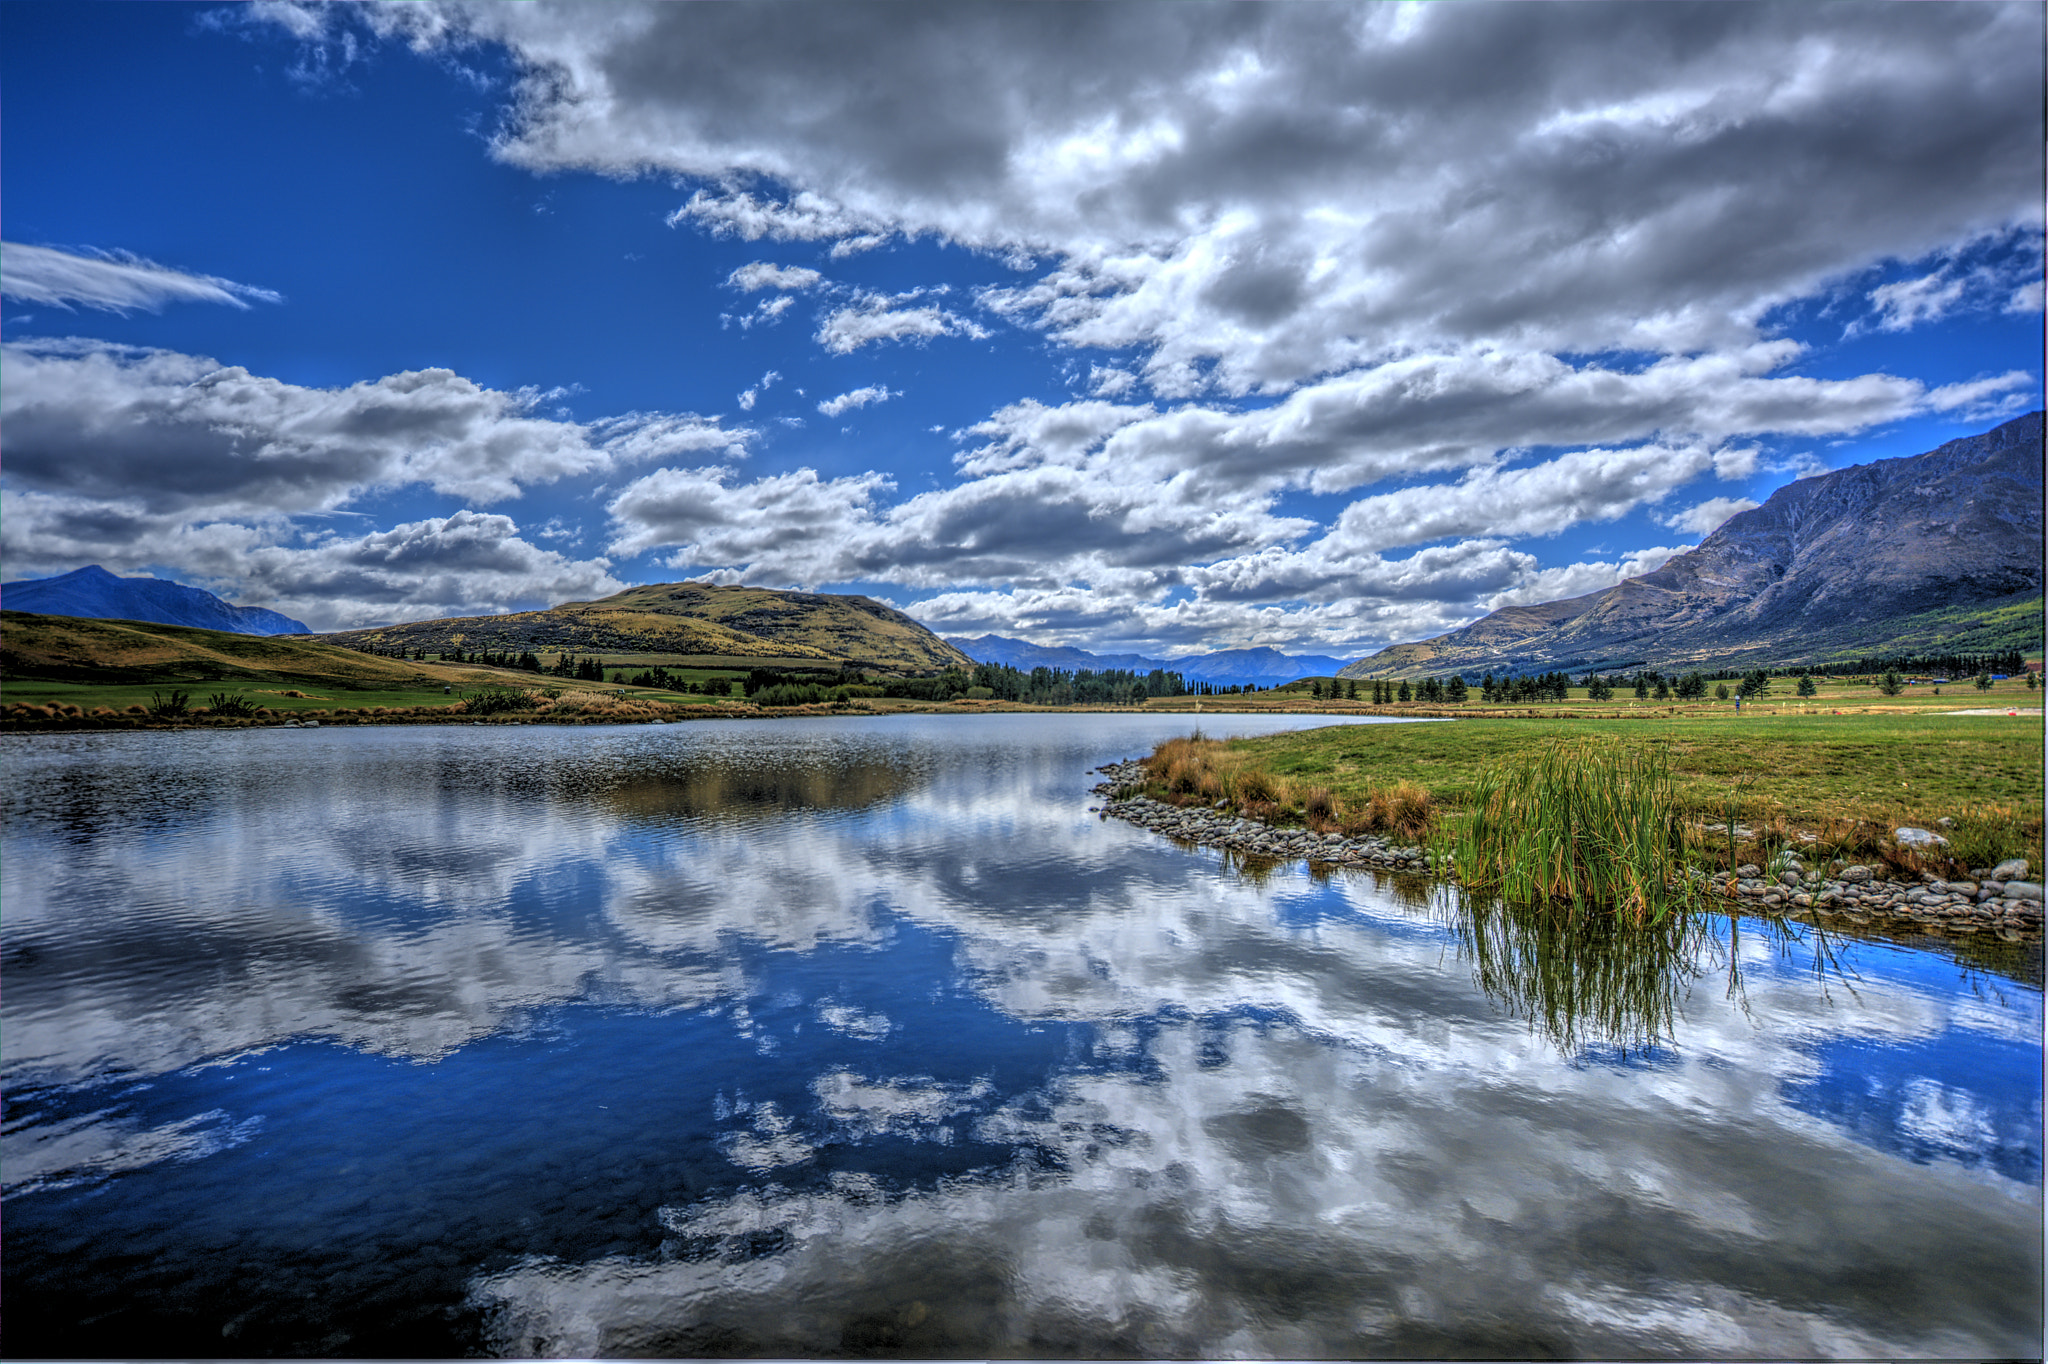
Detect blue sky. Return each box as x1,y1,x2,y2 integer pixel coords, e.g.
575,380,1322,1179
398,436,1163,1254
2,2,2040,655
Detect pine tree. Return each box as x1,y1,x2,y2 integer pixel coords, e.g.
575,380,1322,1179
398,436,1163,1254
1796,675,1816,697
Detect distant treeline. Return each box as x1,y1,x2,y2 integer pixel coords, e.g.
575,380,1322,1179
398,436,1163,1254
736,663,1264,706
1797,650,2028,679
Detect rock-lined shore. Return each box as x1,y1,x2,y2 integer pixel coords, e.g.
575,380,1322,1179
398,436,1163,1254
1090,759,2045,944
1090,759,1439,872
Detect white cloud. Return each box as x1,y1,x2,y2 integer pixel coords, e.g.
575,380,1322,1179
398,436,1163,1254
0,339,615,516
235,509,629,627
339,2,2040,403
670,188,890,256
736,370,782,412
725,261,823,292
606,465,893,581
1866,270,1971,333
1326,443,1719,554
1854,239,2047,336
732,293,797,331
102,4,2048,655
1087,364,1138,398
815,293,990,354
816,385,896,418
0,503,627,632
1658,497,1760,537
1,242,281,314
0,340,746,629
1478,545,1691,610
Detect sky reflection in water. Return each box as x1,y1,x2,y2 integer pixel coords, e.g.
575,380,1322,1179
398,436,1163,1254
2,715,2039,1358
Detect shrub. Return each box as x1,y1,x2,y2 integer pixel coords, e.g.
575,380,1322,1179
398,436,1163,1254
148,689,191,719
1302,786,1339,828
207,692,259,718
1446,738,1691,923
754,682,831,707
458,687,541,716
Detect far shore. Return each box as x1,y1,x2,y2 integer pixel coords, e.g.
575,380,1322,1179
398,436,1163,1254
6,685,2045,734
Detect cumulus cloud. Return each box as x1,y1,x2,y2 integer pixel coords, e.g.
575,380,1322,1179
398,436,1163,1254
0,340,741,628
327,1,2042,399
0,503,626,631
725,261,823,292
816,384,895,418
1658,496,1761,537
606,465,893,580
2,242,281,313
815,292,990,354
118,3,2048,652
1086,365,1138,398
1478,545,1691,610
235,510,629,627
0,339,613,516
1326,443,1721,554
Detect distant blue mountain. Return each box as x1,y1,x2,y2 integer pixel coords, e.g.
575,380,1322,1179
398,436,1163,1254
2,564,310,635
943,633,1348,686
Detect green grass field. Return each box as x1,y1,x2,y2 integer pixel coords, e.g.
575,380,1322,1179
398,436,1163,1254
1160,707,2043,865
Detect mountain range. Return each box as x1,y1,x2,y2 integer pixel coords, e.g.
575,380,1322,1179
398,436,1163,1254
1340,409,2044,680
1,564,310,636
944,635,1350,686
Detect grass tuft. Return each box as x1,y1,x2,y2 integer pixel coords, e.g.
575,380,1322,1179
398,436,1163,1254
1446,737,1692,923
1947,804,2039,871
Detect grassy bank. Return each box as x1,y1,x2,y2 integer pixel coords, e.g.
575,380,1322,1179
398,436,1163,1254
1136,710,2044,883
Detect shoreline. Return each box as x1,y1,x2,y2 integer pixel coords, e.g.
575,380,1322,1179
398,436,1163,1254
1089,759,2046,946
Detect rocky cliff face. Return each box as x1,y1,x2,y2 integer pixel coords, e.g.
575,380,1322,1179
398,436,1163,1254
1340,410,2044,677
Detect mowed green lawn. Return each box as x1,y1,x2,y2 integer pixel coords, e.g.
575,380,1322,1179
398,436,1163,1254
1200,708,2044,836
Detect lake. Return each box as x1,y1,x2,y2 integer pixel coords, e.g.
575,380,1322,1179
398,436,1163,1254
3,714,2040,1358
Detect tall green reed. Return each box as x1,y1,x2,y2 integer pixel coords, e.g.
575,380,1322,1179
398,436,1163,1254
1444,736,1696,923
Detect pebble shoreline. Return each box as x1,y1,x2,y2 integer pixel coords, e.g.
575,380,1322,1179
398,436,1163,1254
1090,759,2045,945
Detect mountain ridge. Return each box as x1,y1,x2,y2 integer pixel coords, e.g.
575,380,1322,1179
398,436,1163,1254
1339,410,2045,679
1,564,311,636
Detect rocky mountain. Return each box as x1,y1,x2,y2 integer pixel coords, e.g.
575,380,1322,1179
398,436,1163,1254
0,564,311,635
1340,410,2045,679
323,581,972,673
945,634,1350,685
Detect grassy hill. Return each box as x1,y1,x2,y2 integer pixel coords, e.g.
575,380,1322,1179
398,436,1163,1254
320,581,972,673
0,611,764,726
1,611,480,690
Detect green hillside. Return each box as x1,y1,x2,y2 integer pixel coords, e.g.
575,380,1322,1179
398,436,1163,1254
320,581,971,673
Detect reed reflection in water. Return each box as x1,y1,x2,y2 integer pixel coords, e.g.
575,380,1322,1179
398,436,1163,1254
1451,889,1710,1058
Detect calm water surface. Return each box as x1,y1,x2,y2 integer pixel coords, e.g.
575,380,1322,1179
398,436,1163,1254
3,715,2040,1358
